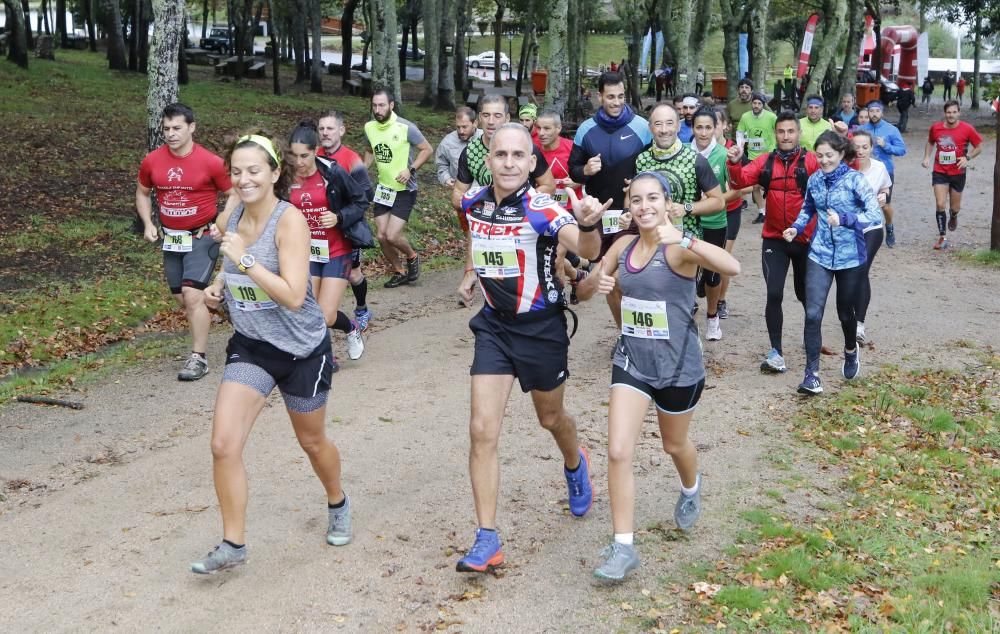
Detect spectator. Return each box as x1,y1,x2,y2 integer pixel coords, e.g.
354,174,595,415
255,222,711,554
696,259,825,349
896,88,914,133
921,76,934,110
942,71,954,101
956,76,966,105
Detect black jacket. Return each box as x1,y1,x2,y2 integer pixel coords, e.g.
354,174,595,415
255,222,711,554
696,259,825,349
315,155,374,249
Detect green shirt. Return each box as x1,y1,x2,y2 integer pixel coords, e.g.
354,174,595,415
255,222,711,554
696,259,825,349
363,113,426,191
691,140,729,230
737,110,777,160
726,98,754,132
799,117,833,152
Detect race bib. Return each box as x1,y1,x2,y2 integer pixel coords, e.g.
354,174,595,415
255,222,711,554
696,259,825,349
162,228,192,253
602,209,624,235
553,188,569,206
227,273,277,311
309,238,330,263
621,296,669,339
472,237,520,278
748,137,765,152
374,184,398,207
938,150,957,166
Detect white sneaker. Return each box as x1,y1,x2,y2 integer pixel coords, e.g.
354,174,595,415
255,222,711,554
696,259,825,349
706,316,722,341
856,322,867,344
346,324,365,360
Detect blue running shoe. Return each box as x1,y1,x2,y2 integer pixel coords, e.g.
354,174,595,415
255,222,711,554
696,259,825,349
797,371,823,395
760,348,787,374
354,307,372,332
456,528,504,573
565,447,594,517
842,347,861,380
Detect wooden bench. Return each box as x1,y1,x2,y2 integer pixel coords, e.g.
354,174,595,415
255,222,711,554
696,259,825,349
345,79,362,95
247,61,266,78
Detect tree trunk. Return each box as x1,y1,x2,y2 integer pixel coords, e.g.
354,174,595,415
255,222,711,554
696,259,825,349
41,0,50,34
139,0,150,72
18,0,33,50
103,0,128,69
147,0,185,150
545,0,567,113
56,0,67,47
492,0,505,87
663,0,693,94
201,0,208,39
86,0,96,51
837,0,862,101
310,0,322,92
689,0,711,93
128,0,139,70
3,0,29,68
748,0,769,93
719,0,748,98
340,0,357,88
454,0,470,97
292,4,305,81
436,0,456,109
970,9,981,110
267,0,281,94
369,0,401,104
800,0,847,105
420,0,440,106
565,0,580,115
992,110,999,250
178,20,189,83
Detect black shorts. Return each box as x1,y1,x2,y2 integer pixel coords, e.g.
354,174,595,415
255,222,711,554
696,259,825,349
725,208,741,241
223,331,333,398
163,231,220,294
932,171,967,193
469,308,569,393
372,189,417,221
700,226,727,287
611,364,705,414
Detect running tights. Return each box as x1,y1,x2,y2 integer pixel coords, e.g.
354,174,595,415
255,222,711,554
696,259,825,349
761,238,809,354
804,260,866,373
855,229,883,323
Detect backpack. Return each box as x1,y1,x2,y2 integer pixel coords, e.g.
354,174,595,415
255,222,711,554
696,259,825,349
758,150,809,198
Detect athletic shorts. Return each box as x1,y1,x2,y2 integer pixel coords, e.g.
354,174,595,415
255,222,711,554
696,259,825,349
726,208,741,241
700,226,727,287
372,189,417,221
932,171,967,193
163,231,220,295
351,248,362,270
611,364,705,414
223,331,333,405
310,252,352,279
469,308,569,393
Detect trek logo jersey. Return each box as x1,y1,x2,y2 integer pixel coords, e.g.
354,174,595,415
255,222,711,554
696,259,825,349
461,183,576,315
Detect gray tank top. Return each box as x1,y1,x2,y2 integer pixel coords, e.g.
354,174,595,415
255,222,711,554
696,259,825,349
223,201,328,357
612,237,705,388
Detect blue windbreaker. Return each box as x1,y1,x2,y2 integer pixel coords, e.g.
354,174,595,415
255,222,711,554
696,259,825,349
791,165,884,270
857,120,906,178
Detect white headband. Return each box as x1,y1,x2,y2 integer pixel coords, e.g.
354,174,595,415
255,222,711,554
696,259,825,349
682,97,700,107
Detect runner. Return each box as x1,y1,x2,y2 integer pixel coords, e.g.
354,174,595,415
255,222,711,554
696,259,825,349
136,102,239,381
454,123,609,573
714,107,748,320
288,121,371,368
576,172,740,582
736,92,777,224
362,90,434,288
799,95,833,151
435,106,481,188
727,111,820,374
725,79,755,139
851,130,890,344
921,100,983,250
857,100,905,248
689,106,733,340
567,71,651,327
518,103,541,145
678,94,699,143
782,130,882,395
192,131,349,574
831,93,857,128
318,110,375,330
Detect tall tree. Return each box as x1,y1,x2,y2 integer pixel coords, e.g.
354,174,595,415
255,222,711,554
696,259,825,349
836,0,864,103
56,0,68,47
147,0,186,150
18,0,33,50
454,0,470,98
420,0,441,106
103,0,128,69
267,0,281,94
565,0,581,115
3,0,29,68
436,0,456,109
340,0,359,89
689,0,712,92
719,0,753,97
491,0,506,87
368,0,401,103
85,0,96,51
613,0,644,105
800,0,847,103
309,0,322,92
748,0,769,92
545,0,568,113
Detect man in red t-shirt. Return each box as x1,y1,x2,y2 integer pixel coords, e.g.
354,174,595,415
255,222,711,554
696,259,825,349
318,110,375,330
136,103,238,381
921,100,983,249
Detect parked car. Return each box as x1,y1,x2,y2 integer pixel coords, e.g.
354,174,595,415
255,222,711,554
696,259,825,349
201,27,232,54
466,51,510,72
398,44,425,60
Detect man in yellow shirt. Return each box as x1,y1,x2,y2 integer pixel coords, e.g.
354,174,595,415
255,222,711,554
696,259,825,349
798,95,832,151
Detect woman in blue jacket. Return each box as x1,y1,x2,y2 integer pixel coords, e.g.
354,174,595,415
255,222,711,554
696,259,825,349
782,130,883,395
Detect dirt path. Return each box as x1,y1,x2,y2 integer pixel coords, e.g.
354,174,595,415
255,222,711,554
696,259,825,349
2,120,998,632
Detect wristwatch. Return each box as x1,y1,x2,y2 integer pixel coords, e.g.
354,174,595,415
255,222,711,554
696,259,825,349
678,231,696,250
238,253,256,272
683,202,694,216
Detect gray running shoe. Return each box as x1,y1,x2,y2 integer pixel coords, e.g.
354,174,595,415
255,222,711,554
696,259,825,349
190,542,246,574
674,474,702,532
593,542,640,582
717,299,729,319
346,324,365,360
760,348,787,374
326,495,352,546
178,353,208,381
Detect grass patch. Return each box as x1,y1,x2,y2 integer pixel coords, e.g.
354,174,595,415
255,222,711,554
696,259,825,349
956,248,1000,269
660,357,1000,632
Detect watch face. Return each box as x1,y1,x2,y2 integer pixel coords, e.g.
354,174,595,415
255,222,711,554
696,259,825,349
240,254,255,268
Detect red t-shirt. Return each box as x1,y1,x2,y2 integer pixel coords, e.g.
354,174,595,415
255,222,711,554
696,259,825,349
928,121,982,176
536,137,581,210
137,144,231,231
319,144,364,173
289,170,352,258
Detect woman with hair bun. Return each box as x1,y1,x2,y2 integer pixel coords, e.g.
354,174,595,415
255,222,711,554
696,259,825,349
192,131,352,574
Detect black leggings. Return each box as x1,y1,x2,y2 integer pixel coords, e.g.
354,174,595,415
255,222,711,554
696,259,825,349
804,259,866,372
761,238,809,354
855,229,883,323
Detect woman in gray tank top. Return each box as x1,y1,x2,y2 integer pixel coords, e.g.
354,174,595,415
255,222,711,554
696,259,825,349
190,132,352,575
578,172,741,582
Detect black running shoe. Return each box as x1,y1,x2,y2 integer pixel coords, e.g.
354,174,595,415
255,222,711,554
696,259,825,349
384,272,410,288
406,255,421,282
